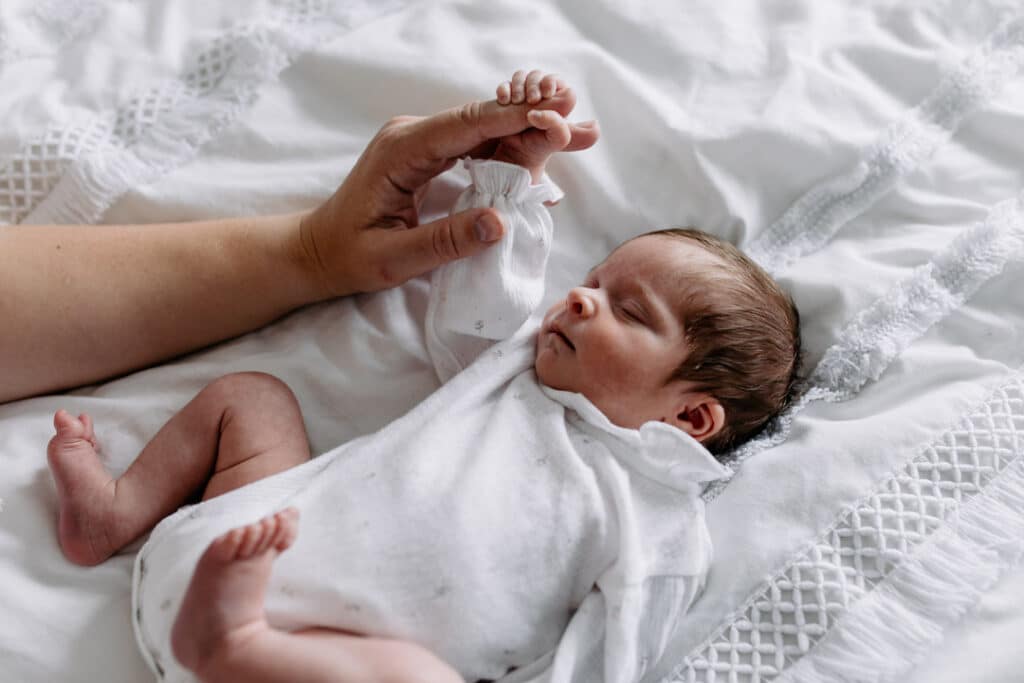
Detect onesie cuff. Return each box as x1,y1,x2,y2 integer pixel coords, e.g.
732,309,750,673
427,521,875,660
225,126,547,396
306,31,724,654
462,158,564,205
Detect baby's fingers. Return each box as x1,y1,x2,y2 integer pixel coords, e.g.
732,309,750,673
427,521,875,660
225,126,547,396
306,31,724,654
540,73,563,99
497,70,565,106
526,109,572,150
509,69,527,103
496,80,512,105
525,70,547,103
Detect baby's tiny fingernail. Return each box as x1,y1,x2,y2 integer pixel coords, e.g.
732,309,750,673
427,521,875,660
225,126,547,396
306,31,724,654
475,213,503,242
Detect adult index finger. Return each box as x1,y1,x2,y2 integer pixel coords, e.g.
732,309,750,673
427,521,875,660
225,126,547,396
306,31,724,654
405,87,577,165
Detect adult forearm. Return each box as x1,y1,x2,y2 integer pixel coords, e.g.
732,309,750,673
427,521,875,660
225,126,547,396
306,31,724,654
0,213,322,403
0,88,594,404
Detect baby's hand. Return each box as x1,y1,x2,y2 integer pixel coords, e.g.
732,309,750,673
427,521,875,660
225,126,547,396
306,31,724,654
490,70,599,185
496,70,565,106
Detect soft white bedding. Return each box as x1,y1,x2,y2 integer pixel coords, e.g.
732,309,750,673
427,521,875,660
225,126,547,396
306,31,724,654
2,1,1023,681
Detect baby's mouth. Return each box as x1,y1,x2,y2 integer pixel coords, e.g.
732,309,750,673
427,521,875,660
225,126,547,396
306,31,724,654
550,323,575,351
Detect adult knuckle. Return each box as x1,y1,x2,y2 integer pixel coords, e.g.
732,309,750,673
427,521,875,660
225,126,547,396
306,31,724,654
432,220,461,263
375,262,402,289
384,114,414,129
375,117,413,149
456,101,482,130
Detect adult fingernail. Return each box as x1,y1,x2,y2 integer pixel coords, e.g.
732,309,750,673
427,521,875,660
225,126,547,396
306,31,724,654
475,213,503,242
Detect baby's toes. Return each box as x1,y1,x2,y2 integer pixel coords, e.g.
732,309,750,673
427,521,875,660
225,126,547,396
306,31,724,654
77,413,99,448
236,521,265,558
208,527,246,563
272,508,300,552
53,409,87,439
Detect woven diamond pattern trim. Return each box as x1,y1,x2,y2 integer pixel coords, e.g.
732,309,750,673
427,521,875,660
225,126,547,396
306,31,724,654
0,28,237,225
670,374,1024,683
0,0,357,226
0,117,111,223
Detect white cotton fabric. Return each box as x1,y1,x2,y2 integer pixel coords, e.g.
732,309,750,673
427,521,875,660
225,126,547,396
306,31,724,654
4,2,1024,682
426,159,562,379
131,160,729,683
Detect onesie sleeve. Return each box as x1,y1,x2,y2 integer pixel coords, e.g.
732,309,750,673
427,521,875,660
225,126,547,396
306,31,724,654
425,159,563,382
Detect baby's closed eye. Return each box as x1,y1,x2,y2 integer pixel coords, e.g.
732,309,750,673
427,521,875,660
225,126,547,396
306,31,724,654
617,302,647,324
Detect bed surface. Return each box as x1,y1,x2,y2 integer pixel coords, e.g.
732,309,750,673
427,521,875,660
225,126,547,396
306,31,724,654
2,1,1023,681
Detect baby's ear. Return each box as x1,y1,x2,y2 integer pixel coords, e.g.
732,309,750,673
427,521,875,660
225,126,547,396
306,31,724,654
670,394,725,443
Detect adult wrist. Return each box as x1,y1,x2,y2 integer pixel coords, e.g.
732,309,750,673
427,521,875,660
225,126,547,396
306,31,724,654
295,208,344,303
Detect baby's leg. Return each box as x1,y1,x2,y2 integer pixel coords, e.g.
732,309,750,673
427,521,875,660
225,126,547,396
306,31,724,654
47,371,310,566
173,509,463,683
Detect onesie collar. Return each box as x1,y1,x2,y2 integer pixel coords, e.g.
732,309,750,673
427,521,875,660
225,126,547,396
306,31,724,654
540,386,731,490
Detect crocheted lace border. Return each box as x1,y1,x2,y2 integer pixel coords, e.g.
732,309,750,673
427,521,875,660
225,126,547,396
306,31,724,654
705,12,1024,499
745,14,1024,277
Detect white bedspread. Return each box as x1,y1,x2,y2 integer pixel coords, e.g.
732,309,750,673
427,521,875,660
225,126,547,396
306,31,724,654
2,2,1024,682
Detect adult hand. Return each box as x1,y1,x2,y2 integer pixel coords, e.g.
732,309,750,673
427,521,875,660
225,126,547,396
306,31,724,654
299,88,599,298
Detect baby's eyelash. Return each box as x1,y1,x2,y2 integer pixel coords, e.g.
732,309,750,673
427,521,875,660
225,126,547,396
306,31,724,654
617,302,644,323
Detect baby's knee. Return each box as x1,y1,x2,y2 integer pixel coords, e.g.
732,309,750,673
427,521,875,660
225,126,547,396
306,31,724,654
201,371,300,414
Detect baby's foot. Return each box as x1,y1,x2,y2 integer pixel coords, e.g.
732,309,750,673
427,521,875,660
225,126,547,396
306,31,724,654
46,409,119,566
171,508,300,675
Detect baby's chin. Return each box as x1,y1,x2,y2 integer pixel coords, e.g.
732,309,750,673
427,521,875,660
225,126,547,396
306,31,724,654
533,340,570,391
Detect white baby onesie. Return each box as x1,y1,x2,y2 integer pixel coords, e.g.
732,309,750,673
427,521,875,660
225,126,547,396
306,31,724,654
131,160,730,683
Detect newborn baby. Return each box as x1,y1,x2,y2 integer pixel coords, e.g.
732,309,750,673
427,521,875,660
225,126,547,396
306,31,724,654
46,71,800,683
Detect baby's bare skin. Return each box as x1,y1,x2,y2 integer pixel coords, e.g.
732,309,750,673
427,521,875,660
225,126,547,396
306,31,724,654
172,508,461,683
46,70,588,683
47,372,311,567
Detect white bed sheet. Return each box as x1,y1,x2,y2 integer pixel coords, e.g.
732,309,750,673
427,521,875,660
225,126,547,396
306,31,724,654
2,1,1024,681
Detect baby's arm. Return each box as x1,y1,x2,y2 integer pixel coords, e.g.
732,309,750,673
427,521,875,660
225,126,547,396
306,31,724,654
492,71,574,184
424,71,583,381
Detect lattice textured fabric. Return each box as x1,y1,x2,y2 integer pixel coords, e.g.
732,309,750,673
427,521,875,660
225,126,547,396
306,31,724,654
672,372,1024,683
1,0,412,227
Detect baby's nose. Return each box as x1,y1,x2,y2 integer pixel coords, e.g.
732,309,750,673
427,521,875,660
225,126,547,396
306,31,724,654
567,288,595,318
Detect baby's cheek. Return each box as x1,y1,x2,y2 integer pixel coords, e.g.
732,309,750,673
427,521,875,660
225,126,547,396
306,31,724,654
542,300,565,326
587,342,636,390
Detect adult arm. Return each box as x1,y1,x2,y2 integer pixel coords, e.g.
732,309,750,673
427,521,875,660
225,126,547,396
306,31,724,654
0,93,589,403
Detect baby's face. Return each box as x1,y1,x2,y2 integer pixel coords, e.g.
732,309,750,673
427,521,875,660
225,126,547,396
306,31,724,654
536,236,716,429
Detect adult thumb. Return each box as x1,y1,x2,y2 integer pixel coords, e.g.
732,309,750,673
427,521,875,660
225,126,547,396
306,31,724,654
385,208,505,282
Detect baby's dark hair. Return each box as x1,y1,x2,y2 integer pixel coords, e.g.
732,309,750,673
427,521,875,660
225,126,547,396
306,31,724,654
644,228,802,455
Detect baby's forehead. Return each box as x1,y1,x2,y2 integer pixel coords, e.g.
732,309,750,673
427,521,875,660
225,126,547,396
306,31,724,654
598,234,725,278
